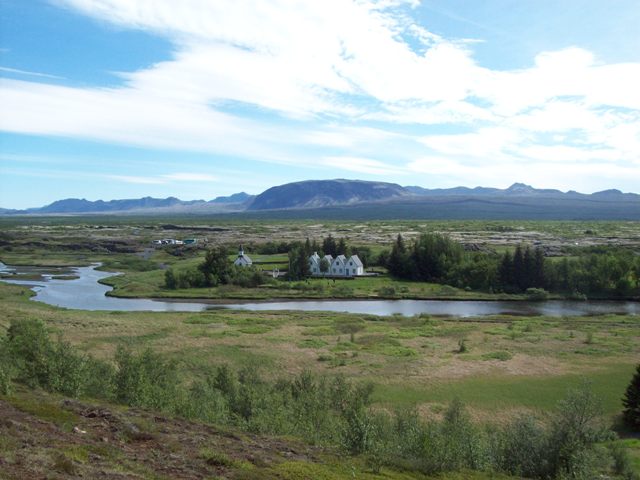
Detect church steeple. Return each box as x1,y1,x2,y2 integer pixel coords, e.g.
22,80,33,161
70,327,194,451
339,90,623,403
238,244,244,256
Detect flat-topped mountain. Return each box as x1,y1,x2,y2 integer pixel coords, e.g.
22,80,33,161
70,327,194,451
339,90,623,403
247,179,409,210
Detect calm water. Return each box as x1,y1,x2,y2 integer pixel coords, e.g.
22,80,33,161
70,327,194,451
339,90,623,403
1,263,638,317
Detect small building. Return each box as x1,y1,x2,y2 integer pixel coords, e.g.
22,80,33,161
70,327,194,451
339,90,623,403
309,253,362,277
345,255,364,276
234,245,252,267
331,255,347,276
308,252,321,275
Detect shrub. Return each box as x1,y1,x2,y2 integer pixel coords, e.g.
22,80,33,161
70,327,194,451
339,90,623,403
546,382,613,479
0,364,12,395
114,346,181,411
481,351,512,361
526,287,549,301
420,400,489,474
497,415,548,478
609,442,640,480
377,286,396,297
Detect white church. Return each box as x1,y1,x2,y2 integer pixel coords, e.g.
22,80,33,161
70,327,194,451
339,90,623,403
233,245,253,267
308,252,364,277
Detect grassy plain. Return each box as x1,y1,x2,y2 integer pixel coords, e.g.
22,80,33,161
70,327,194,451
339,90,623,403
4,217,640,301
1,280,638,421
1,217,639,477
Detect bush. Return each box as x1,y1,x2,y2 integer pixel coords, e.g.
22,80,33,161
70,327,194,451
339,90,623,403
481,351,512,361
546,382,613,479
609,442,640,480
114,346,181,411
497,415,548,478
526,287,549,301
377,286,397,297
420,400,488,474
0,364,12,395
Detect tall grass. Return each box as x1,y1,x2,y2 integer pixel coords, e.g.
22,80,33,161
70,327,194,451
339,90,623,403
0,318,636,480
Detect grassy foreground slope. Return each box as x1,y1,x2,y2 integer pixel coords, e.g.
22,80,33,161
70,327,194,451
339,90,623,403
2,387,518,480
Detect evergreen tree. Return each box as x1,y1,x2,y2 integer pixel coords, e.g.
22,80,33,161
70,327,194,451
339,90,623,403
322,235,337,257
622,363,640,431
288,245,311,280
387,234,408,278
533,247,546,288
513,245,525,292
337,237,347,255
523,246,535,289
498,251,514,290
311,239,320,255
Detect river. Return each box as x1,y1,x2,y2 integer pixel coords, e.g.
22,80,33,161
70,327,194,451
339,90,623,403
1,263,638,317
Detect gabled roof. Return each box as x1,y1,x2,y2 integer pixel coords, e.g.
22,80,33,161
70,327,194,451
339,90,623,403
333,255,346,264
235,254,252,264
322,254,333,262
348,255,363,267
309,252,320,262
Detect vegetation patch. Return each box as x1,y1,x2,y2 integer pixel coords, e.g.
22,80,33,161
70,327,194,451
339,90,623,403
481,351,513,361
298,338,328,349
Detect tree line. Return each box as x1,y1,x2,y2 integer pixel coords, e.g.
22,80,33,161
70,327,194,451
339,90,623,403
385,233,640,298
1,318,637,479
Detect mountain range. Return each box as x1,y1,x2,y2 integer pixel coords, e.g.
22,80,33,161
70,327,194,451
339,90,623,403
2,180,639,220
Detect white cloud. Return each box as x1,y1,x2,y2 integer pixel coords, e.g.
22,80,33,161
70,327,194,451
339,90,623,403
107,175,166,184
161,172,217,182
321,156,406,175
0,1,638,190
0,66,65,79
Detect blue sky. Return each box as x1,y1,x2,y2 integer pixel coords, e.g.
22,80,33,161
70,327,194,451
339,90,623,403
1,0,639,208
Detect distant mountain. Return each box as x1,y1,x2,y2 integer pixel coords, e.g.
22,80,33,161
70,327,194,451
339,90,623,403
209,192,254,204
248,179,409,210
2,181,638,219
407,183,569,197
6,196,243,215
32,196,199,214
405,185,502,196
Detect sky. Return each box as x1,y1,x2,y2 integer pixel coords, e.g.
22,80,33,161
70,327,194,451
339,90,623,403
1,0,639,209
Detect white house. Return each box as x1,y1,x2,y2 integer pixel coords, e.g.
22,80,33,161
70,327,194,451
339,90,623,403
308,252,321,275
345,255,364,276
306,252,363,277
234,245,252,267
308,252,334,276
331,255,347,276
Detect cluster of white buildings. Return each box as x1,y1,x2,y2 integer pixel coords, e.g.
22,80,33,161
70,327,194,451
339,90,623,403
231,246,364,277
308,252,364,277
152,238,197,246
